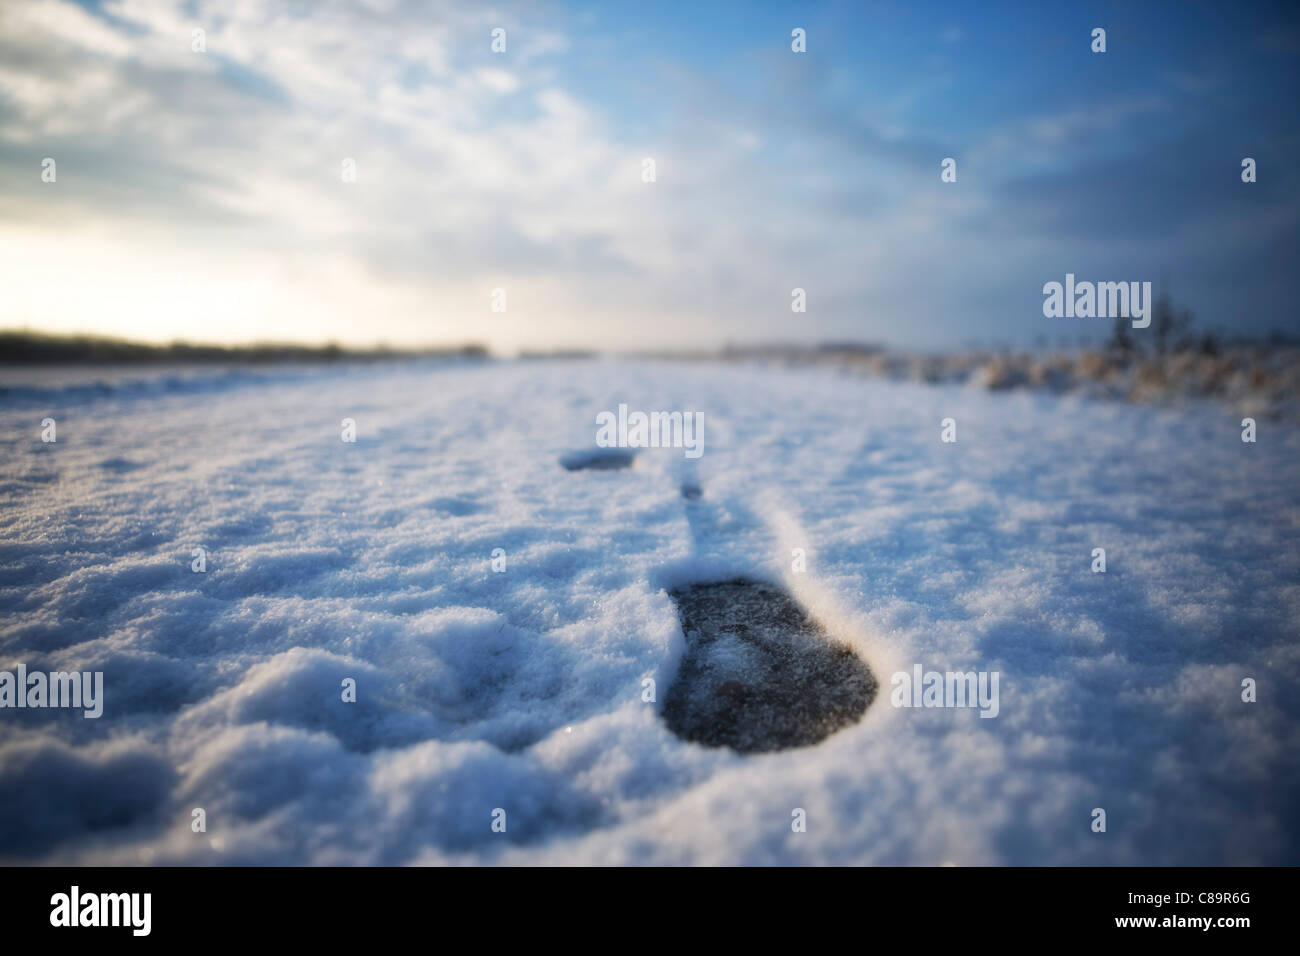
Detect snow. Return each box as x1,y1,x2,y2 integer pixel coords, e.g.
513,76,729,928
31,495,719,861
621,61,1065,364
1,358,1297,864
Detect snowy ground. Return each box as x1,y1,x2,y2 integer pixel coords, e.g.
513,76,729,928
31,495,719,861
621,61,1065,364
1,358,1297,865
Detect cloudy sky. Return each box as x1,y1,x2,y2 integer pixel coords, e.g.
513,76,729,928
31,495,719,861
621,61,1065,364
1,0,1297,352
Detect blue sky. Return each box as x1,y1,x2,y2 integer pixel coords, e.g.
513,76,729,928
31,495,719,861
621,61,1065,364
1,0,1297,351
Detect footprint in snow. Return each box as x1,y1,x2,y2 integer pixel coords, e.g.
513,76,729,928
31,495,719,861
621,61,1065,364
662,578,876,754
557,443,873,751
559,448,637,471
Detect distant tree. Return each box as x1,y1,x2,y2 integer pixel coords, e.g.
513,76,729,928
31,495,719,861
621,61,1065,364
1107,313,1134,355
1152,291,1193,354
1152,292,1173,354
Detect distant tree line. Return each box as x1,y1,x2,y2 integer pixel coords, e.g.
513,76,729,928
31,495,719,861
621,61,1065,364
0,331,488,365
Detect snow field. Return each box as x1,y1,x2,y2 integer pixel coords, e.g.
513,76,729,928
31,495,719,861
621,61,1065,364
1,358,1297,864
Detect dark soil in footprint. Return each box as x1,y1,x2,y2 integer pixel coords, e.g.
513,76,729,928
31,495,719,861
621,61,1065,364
559,449,637,471
662,579,876,753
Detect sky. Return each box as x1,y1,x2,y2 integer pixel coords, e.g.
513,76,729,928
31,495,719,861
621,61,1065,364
0,0,1297,353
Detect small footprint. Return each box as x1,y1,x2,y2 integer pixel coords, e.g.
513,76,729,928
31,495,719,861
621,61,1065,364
98,457,145,473
662,579,876,753
559,449,637,471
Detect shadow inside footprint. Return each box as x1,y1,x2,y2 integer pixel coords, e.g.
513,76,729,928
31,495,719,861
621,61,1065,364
559,449,637,471
662,579,876,753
